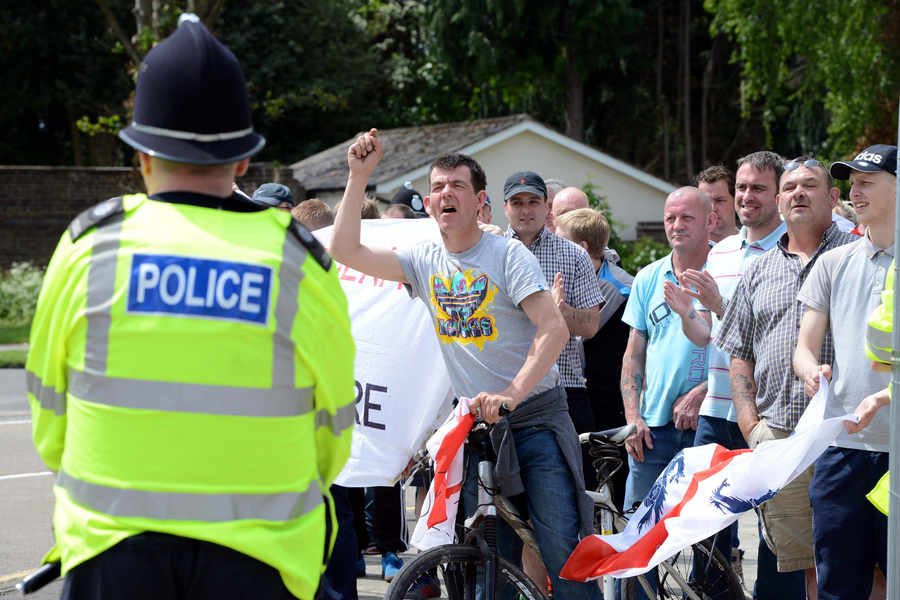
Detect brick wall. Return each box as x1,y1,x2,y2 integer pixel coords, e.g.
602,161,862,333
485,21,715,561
0,164,302,268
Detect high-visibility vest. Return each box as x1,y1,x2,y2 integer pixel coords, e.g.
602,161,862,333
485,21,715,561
26,193,355,599
866,260,894,364
864,260,892,516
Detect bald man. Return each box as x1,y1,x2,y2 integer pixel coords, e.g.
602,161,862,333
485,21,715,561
551,186,589,223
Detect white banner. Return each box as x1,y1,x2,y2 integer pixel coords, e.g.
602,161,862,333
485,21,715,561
315,219,454,487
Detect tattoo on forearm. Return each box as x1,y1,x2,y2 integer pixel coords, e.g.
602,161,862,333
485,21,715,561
731,373,757,407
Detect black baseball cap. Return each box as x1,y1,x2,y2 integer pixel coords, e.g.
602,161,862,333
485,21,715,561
504,171,547,201
390,184,427,218
251,183,296,208
118,14,265,165
830,144,897,180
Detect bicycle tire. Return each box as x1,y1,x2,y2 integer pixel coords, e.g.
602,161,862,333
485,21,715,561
384,544,548,600
621,539,743,600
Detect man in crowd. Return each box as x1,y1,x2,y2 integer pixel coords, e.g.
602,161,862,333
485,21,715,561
503,174,604,592
544,177,566,230
25,17,353,599
696,165,739,243
550,186,589,226
556,207,633,508
619,186,713,598
665,152,787,578
503,172,604,454
292,198,334,230
389,183,428,218
478,194,494,224
251,182,298,211
620,186,713,505
794,145,896,600
331,130,601,599
717,155,857,599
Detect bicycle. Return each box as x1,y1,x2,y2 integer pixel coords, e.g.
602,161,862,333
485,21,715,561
386,420,743,600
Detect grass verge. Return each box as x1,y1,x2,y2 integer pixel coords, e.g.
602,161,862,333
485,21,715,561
0,323,30,344
0,349,27,368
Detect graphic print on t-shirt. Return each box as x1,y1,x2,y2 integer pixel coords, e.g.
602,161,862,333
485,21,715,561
430,269,498,349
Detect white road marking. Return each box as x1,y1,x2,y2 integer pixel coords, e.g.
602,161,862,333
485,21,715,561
0,471,52,481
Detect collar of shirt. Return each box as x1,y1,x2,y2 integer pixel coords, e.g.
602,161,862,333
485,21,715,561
862,230,895,260
737,221,786,252
506,225,549,251
776,222,840,257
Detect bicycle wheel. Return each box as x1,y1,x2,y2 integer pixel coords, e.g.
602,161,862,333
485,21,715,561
385,544,548,600
644,539,743,600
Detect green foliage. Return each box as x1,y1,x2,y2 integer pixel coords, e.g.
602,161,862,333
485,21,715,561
618,238,671,275
583,182,668,274
583,181,625,252
706,0,898,155
0,350,28,368
0,324,31,344
0,262,45,326
76,114,124,136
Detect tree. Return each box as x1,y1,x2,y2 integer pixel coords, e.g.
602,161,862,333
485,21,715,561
426,0,642,141
706,0,900,156
0,1,133,165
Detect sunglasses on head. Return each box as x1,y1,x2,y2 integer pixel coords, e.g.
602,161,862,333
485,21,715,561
784,159,823,172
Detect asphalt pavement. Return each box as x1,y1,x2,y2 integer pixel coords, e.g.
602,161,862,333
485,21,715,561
1,368,758,599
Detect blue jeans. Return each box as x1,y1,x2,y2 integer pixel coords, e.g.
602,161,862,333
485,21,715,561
809,446,889,600
619,423,695,600
623,422,696,510
693,416,746,559
462,425,602,600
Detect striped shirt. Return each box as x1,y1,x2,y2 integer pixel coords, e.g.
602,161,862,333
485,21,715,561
715,224,857,431
702,222,785,421
507,226,605,388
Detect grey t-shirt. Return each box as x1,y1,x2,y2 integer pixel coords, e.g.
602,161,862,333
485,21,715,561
797,235,893,452
396,232,560,399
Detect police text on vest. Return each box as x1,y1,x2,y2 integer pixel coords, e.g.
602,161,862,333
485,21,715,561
127,254,272,325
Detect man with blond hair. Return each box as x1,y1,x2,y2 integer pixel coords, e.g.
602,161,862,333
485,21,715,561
557,207,633,508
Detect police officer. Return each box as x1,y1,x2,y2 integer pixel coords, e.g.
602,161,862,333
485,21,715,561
25,16,354,599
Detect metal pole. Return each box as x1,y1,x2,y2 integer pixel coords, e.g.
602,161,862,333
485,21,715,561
888,95,900,600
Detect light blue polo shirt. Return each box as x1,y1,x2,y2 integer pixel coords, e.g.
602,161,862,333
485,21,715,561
702,223,786,421
622,253,709,426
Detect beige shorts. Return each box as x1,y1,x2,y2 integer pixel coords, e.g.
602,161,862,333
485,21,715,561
748,419,815,572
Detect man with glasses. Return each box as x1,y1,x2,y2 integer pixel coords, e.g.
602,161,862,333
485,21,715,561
716,156,857,599
793,145,897,600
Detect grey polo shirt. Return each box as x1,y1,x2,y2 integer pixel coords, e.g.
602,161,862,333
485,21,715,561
797,234,892,452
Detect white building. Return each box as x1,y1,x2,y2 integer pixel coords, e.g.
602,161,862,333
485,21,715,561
290,114,675,239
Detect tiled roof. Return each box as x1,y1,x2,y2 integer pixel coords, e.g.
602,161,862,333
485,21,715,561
291,114,532,192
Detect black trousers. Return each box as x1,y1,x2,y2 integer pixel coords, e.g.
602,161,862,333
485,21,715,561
319,484,359,600
349,483,406,554
62,532,298,599
565,386,599,492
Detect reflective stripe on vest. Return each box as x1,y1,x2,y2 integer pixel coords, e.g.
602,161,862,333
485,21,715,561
68,368,314,417
866,322,893,363
316,403,356,436
57,468,324,522
27,371,67,415
84,213,124,375
61,208,319,418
